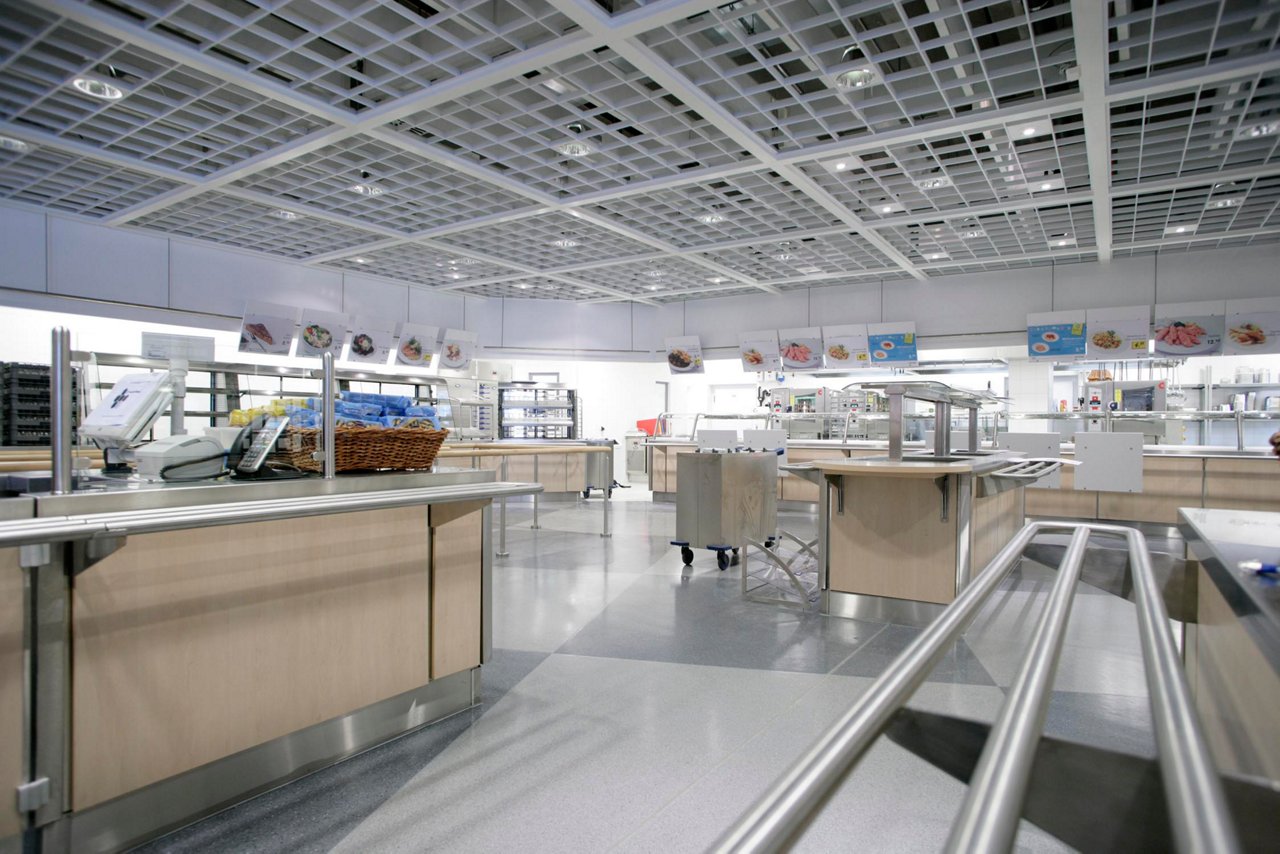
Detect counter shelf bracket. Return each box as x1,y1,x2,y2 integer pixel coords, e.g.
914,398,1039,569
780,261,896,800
19,543,51,569
935,475,949,523
71,535,127,576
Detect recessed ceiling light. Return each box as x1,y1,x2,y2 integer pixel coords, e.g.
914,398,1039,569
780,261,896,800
556,140,594,157
1053,236,1077,247
0,136,30,154
647,284,662,291
550,237,579,248
1033,178,1063,192
1164,224,1197,236
916,176,952,191
707,276,727,284
796,265,821,274
354,257,368,264
449,273,465,280
927,252,950,261
821,156,861,174
834,66,878,90
1208,196,1243,209
542,78,573,95
71,76,125,100
772,243,795,261
349,183,384,196
1235,121,1280,139
696,211,727,224
644,268,665,278
1021,127,1038,137
961,229,987,239
978,99,992,109
269,210,299,220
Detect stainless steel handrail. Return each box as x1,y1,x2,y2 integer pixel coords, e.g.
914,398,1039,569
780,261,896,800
713,520,1240,854
0,482,542,550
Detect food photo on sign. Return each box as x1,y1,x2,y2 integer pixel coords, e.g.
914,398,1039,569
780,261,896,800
344,317,396,365
777,327,823,370
664,336,705,374
238,302,299,356
1153,301,1225,357
296,309,348,359
396,323,440,367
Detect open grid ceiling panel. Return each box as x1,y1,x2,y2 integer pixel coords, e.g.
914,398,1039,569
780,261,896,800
321,241,522,286
1113,232,1280,257
455,276,598,300
75,0,580,113
0,1,330,176
799,112,1087,220
773,271,904,292
638,0,1078,152
231,133,538,233
876,201,1095,264
1112,176,1280,244
386,46,748,198
701,231,897,281
1108,0,1280,86
0,141,182,215
652,284,763,302
1111,73,1280,186
584,168,841,248
127,190,385,258
432,209,654,269
562,255,736,297
924,249,1096,275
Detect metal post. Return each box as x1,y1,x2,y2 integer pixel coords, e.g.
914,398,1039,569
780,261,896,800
934,401,950,457
530,454,541,529
50,327,73,495
967,407,979,452
1235,409,1245,451
168,357,188,436
496,456,509,557
947,526,1091,853
600,449,611,539
321,353,336,480
887,392,903,461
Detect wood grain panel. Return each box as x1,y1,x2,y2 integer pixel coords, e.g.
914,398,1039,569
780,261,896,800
1194,567,1280,779
71,507,432,809
1204,458,1280,513
536,454,568,493
971,486,1025,574
782,449,848,503
430,500,486,679
1099,457,1202,524
1025,463,1097,519
565,451,586,491
0,549,22,839
828,474,958,604
648,447,666,492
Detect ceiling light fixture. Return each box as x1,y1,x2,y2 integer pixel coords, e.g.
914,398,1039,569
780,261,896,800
796,265,821,274
71,76,125,100
0,136,30,154
707,276,727,284
1208,196,1243,209
644,268,665,278
961,229,987,239
1022,127,1038,137
557,122,594,157
927,252,950,260
517,283,530,289
1235,121,1279,139
916,176,952,190
349,183,384,196
647,284,662,291
833,47,878,90
542,78,573,95
772,242,795,261
696,210,727,224
270,210,299,220
550,236,579,248
354,257,368,264
1164,224,1197,236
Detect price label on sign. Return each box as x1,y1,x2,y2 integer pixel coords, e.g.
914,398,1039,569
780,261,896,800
904,333,914,344
856,352,868,361
1071,323,1084,335
1131,340,1147,350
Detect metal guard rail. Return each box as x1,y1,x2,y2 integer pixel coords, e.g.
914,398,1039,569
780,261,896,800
0,482,542,550
713,520,1240,854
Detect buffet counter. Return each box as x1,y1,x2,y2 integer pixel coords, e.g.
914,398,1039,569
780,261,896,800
648,439,1280,521
0,469,540,854
809,453,1027,620
442,441,608,494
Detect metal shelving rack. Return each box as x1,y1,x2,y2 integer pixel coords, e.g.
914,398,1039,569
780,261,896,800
498,382,579,440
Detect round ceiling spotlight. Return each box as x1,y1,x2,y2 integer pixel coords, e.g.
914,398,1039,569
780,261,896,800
0,136,30,154
556,122,595,157
833,48,878,90
270,210,299,220
71,76,125,100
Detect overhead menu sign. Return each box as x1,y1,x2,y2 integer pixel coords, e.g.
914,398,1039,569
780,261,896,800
738,330,781,372
1224,297,1280,356
345,316,396,365
821,324,871,368
664,336,704,374
867,321,918,366
396,322,439,367
297,309,348,359
777,327,823,371
238,301,298,356
1026,310,1086,361
1085,305,1150,358
1153,300,1225,357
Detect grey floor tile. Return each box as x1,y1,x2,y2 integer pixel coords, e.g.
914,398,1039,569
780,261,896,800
556,571,884,673
134,648,549,854
493,566,645,653
835,623,996,686
1043,690,1158,758
330,655,826,854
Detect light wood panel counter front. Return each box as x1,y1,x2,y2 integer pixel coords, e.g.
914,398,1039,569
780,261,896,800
71,502,485,810
1,548,22,841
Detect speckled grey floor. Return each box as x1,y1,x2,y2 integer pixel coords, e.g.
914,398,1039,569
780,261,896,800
136,494,1170,853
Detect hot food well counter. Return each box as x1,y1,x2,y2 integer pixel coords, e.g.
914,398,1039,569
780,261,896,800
0,469,539,854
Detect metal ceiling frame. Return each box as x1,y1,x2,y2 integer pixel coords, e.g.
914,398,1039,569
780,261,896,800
1,0,1277,304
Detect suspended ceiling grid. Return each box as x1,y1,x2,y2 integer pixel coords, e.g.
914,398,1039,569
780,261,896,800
0,0,1276,305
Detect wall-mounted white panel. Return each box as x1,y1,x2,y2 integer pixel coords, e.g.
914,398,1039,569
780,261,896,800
1051,256,1155,310
170,241,342,316
50,218,168,306
808,281,884,325
631,303,660,356
1155,244,1280,303
0,207,47,292
683,292,808,349
572,302,632,352
500,299,571,350
409,287,465,329
884,267,1053,336
465,296,503,348
341,274,408,319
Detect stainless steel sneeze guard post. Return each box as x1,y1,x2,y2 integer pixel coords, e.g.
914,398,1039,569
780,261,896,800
50,326,73,495
712,520,1241,854
321,352,336,480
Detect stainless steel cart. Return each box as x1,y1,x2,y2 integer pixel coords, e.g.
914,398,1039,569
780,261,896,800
671,450,777,570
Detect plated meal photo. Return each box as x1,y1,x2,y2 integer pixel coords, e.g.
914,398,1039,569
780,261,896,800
1090,329,1122,350
302,324,332,349
1041,331,1060,343
1031,342,1050,353
742,348,764,366
668,348,694,370
398,336,430,364
1154,320,1207,349
780,339,821,368
1228,323,1267,346
827,343,850,361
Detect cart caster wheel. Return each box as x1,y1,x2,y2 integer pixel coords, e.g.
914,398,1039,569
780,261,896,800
582,490,590,499
608,489,613,498
681,547,694,566
730,550,740,567
717,551,730,571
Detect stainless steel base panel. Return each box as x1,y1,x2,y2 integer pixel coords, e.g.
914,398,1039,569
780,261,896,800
55,668,479,854
823,590,947,628
0,831,21,854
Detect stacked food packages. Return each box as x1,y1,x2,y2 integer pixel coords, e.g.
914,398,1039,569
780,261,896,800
230,393,440,430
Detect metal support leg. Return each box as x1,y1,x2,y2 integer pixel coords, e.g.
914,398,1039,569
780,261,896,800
497,456,509,558
531,454,541,529
600,450,611,538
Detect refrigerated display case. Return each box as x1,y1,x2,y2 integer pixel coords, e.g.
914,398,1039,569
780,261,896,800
499,383,579,440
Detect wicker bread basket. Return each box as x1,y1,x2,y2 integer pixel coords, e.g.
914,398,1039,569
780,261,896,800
274,423,448,472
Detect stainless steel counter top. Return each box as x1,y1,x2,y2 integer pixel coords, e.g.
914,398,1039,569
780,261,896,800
1179,508,1280,674
645,437,1275,460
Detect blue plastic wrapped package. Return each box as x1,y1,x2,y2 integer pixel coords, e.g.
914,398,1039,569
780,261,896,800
335,401,382,419
341,392,412,412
